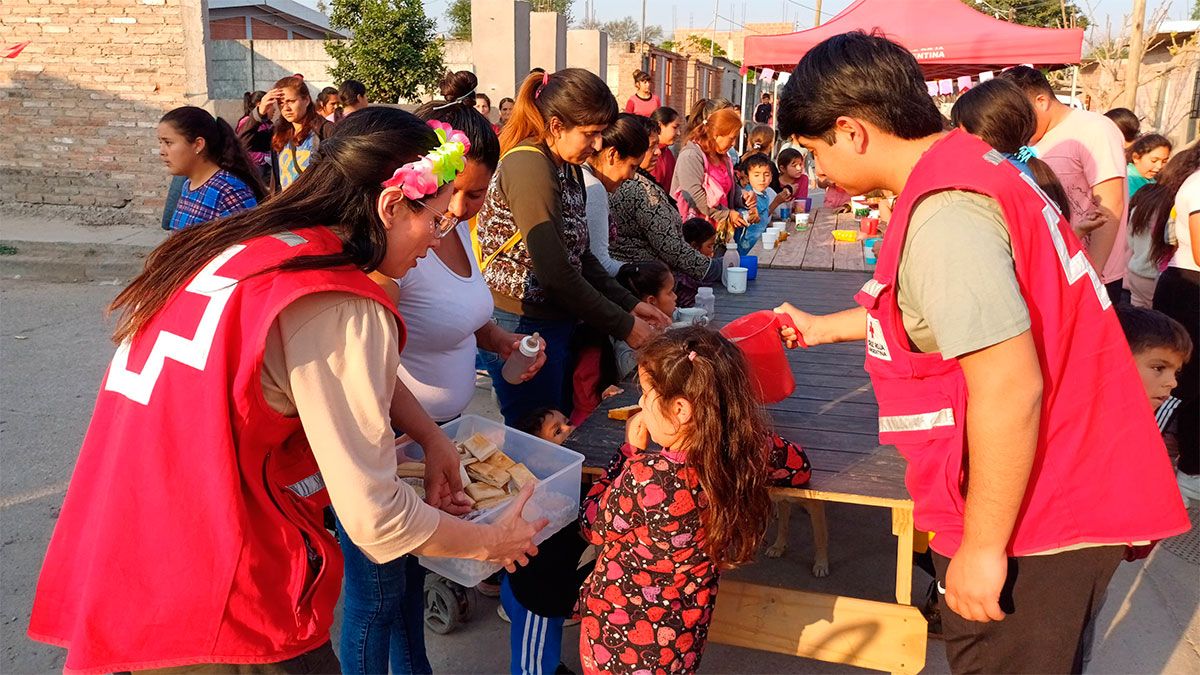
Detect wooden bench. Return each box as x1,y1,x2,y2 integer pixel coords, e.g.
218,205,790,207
565,266,926,675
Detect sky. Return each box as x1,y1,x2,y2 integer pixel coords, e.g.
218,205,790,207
302,1,1195,38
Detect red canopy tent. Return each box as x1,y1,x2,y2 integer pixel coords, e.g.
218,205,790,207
742,0,1084,80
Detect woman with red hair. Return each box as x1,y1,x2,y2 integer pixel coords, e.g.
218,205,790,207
238,75,333,192
668,105,748,236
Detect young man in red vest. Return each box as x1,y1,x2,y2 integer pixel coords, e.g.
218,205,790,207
773,33,1189,673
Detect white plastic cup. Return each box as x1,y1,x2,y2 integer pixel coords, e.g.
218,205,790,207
677,307,708,326
762,233,778,250
726,266,748,294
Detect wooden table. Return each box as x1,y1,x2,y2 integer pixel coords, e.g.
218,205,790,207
565,267,927,675
747,208,875,273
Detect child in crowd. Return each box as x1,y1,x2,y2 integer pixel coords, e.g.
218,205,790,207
675,217,717,309
517,407,576,446
612,261,678,380
1116,305,1193,444
773,147,810,201
1104,107,1140,148
1126,134,1172,198
736,154,793,255
578,327,811,674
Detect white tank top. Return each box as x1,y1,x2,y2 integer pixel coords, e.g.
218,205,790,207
395,222,495,421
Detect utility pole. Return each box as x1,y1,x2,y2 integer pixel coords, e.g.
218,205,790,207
641,0,647,46
814,0,823,27
1122,0,1148,110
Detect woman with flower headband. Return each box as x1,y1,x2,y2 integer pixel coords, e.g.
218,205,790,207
335,98,545,675
28,108,546,674
477,68,671,428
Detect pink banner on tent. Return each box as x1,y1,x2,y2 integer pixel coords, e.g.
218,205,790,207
926,81,938,96
759,67,775,82
957,75,973,90
978,70,994,82
937,79,954,95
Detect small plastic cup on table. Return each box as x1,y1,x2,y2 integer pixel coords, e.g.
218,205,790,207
726,266,748,294
739,254,758,280
762,233,778,250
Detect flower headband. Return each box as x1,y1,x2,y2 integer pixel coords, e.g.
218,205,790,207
381,120,472,200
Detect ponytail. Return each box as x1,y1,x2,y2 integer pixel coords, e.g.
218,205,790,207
498,68,618,155
1026,158,1071,222
159,106,267,201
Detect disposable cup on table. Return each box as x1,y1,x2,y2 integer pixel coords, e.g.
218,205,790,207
762,233,778,250
726,266,748,293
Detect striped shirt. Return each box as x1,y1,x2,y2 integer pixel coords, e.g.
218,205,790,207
1156,396,1181,432
168,170,257,231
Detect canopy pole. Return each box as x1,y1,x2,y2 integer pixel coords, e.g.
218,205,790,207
740,70,750,153
1070,65,1079,108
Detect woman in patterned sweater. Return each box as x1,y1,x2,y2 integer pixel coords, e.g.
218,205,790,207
578,327,812,674
609,121,720,308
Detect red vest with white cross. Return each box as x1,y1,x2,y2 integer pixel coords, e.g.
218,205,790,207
29,227,403,674
855,130,1188,558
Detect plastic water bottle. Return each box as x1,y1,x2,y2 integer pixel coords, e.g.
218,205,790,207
695,287,715,319
722,242,740,288
501,333,542,385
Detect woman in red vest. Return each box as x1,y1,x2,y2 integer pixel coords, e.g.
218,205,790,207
29,108,546,674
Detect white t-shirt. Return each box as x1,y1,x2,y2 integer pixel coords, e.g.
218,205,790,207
395,222,495,421
1169,170,1200,272
582,164,622,276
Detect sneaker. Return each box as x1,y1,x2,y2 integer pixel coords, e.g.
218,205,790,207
1178,469,1200,503
497,604,510,623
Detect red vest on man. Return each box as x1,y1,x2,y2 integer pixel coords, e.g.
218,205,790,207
855,130,1188,558
29,227,403,674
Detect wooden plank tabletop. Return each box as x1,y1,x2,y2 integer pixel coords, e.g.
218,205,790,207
564,267,911,504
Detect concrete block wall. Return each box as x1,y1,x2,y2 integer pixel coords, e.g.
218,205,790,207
208,39,338,100
566,29,607,79
0,0,209,219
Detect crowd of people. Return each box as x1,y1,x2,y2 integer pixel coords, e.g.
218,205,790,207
27,30,1198,675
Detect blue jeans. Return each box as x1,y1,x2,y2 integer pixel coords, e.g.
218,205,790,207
336,519,431,675
480,310,576,426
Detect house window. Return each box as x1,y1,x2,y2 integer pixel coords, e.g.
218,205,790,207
663,58,673,100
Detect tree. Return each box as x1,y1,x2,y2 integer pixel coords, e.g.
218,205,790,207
966,0,1089,30
448,0,573,40
585,16,663,44
667,34,727,58
325,0,445,104
1192,0,1199,20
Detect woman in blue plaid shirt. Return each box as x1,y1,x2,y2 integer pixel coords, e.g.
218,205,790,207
159,106,266,231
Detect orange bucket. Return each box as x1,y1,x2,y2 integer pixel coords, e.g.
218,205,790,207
720,310,805,403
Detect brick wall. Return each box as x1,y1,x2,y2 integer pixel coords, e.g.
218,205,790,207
0,0,209,220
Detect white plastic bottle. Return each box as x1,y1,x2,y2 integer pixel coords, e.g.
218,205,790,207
721,242,740,287
695,286,715,320
501,333,542,385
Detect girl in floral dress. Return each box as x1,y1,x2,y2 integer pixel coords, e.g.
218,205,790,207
578,326,812,674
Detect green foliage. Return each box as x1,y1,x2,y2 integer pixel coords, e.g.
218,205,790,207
449,0,574,40
1192,0,1199,21
325,0,444,104
672,34,727,58
965,0,1089,30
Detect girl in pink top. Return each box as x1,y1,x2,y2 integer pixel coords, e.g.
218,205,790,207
625,70,661,117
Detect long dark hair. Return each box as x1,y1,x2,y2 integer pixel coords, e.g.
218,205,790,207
270,75,322,153
1128,133,1171,164
242,91,265,119
638,326,772,565
598,113,652,159
951,79,1071,221
1129,144,1200,265
160,106,266,201
414,98,501,171
499,68,618,154
113,108,438,343
439,70,478,104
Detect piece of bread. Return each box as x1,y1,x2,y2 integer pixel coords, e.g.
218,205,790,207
473,494,514,511
507,463,537,489
467,462,511,489
465,482,506,502
396,461,425,479
461,433,499,461
608,404,642,421
484,450,517,471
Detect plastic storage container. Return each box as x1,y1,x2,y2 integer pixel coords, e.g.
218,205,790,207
401,415,584,586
